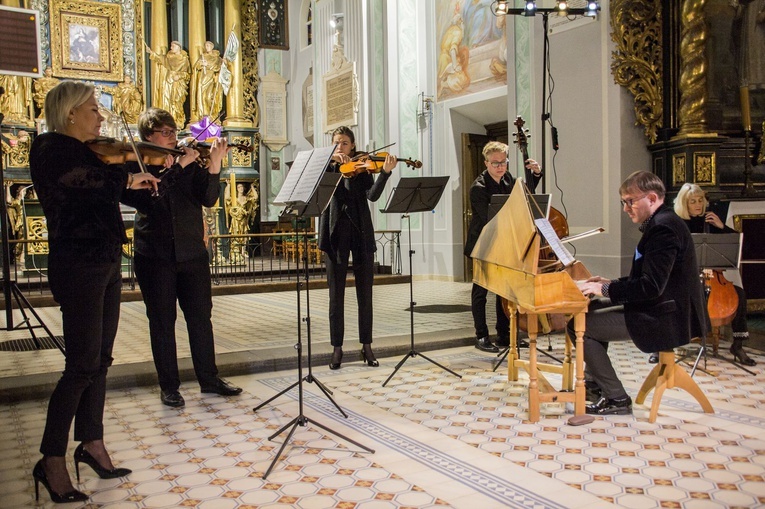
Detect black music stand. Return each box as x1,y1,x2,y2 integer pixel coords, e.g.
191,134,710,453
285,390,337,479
254,147,373,479
380,176,460,386
690,233,754,376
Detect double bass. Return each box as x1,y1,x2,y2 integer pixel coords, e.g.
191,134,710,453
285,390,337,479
509,116,569,334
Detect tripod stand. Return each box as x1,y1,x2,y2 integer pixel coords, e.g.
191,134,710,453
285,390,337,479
254,200,347,418
255,148,373,479
688,232,755,376
0,100,61,353
380,176,459,387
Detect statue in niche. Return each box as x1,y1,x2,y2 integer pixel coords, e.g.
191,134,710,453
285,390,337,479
4,181,25,263
192,41,228,121
224,182,258,263
33,68,60,120
146,41,191,127
0,75,33,126
103,75,143,124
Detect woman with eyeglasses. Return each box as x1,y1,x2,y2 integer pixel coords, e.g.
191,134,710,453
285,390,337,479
121,107,242,408
464,141,542,352
673,183,756,366
29,80,159,503
319,126,399,370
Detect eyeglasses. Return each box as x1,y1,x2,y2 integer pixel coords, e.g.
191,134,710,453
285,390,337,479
488,160,509,169
620,194,647,208
152,128,177,137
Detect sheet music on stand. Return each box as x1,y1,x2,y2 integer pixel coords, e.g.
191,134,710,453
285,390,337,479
274,146,336,205
535,218,575,267
692,232,741,271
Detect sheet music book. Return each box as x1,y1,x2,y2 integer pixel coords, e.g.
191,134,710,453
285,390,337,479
273,146,336,205
535,218,575,267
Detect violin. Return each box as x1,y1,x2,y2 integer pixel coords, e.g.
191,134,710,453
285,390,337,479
86,137,185,166
339,152,422,178
178,137,254,167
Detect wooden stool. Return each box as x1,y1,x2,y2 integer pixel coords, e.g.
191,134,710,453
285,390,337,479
635,351,714,423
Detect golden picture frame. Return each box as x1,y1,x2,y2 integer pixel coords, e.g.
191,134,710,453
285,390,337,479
49,0,123,81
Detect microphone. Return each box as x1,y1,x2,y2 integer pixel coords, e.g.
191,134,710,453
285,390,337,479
551,126,559,151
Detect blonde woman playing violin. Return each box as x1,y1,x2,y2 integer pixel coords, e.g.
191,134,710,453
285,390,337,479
122,107,242,409
30,81,158,504
319,126,398,370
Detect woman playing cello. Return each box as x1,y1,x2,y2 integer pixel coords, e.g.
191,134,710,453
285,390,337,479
674,183,756,366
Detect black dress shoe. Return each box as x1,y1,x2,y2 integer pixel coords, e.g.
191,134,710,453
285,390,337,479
160,390,185,407
360,344,379,367
200,378,243,396
475,337,499,353
586,395,632,415
648,353,659,364
495,337,510,348
32,460,88,503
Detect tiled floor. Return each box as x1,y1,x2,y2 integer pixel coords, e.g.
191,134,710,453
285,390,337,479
1,281,764,508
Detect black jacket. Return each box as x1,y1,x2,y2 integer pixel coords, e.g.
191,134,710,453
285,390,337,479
29,132,129,263
608,205,707,352
464,170,515,257
122,161,219,262
318,162,391,256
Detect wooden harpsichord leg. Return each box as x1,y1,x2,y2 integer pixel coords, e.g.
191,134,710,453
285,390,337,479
573,311,586,416
527,312,540,422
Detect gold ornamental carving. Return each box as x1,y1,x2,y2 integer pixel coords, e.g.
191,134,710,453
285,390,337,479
677,0,710,136
693,152,715,185
26,217,49,255
672,154,686,185
241,0,261,128
610,0,663,144
231,136,253,167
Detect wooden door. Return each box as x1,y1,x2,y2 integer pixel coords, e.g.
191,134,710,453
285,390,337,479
461,133,491,281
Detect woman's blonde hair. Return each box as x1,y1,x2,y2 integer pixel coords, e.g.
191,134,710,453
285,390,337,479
44,80,95,134
673,183,706,220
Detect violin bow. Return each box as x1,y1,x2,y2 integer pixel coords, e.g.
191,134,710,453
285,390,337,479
351,142,396,161
119,113,160,195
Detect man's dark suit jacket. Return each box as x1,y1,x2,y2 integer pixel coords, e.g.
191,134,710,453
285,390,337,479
463,170,515,257
607,204,707,353
318,162,391,256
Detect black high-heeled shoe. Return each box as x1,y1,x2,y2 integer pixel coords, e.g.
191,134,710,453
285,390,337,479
33,459,88,503
730,344,756,366
329,347,343,370
361,344,379,367
74,443,132,482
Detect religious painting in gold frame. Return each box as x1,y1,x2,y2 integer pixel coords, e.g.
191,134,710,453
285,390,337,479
49,0,123,81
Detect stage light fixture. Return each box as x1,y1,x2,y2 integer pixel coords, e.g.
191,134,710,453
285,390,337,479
523,1,537,16
556,0,568,15
329,13,344,29
492,0,509,15
584,1,599,16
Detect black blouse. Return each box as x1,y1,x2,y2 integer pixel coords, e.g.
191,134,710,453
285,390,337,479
29,132,129,263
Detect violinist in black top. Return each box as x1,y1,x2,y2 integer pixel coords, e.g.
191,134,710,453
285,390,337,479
464,141,541,353
122,107,242,408
674,183,756,366
318,126,398,370
29,80,158,504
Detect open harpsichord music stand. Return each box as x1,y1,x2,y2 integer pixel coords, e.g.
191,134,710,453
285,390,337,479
380,176,459,387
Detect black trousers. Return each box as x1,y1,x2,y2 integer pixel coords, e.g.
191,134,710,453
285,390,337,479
566,297,630,400
470,283,510,340
325,221,375,347
134,253,218,392
40,258,122,456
